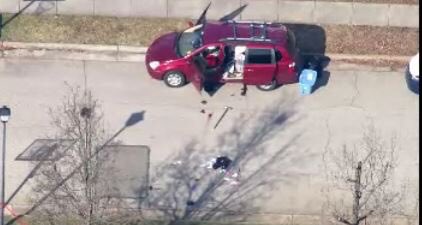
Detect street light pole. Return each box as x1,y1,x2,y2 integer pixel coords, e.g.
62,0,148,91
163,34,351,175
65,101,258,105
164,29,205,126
0,122,5,225
0,106,11,225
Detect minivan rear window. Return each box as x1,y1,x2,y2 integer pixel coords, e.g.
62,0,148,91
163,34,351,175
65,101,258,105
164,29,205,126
286,29,296,56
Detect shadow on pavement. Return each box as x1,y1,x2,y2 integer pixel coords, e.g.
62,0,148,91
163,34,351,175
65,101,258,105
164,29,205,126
285,23,332,93
284,23,326,55
204,81,225,97
136,95,316,224
34,1,56,15
313,70,331,93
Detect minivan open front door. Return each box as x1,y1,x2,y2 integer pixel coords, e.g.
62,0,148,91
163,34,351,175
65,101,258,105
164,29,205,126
188,44,226,94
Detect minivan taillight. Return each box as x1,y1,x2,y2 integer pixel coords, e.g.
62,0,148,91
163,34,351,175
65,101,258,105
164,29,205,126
288,62,295,68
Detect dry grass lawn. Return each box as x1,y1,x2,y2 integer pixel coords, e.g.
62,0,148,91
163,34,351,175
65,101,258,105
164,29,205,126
1,14,188,46
0,14,419,56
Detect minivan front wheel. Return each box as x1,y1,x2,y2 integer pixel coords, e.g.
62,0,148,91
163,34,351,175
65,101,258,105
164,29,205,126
256,80,278,91
163,71,186,88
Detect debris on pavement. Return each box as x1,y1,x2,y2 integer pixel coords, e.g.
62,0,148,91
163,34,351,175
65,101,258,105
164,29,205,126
213,106,233,129
240,84,247,96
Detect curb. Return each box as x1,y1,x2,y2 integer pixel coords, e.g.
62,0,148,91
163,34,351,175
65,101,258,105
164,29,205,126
0,41,148,53
0,41,411,64
0,41,147,62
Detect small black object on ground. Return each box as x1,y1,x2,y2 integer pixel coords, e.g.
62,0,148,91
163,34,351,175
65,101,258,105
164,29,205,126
212,156,232,170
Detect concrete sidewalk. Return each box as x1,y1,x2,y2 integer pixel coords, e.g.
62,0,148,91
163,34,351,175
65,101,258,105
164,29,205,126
0,41,410,73
0,0,419,28
0,41,147,62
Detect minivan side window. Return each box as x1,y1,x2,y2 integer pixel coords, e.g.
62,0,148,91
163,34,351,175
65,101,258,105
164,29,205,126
246,48,273,64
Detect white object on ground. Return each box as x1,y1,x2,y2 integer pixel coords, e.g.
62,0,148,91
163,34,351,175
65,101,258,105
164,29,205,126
171,160,183,165
200,158,217,169
223,169,240,185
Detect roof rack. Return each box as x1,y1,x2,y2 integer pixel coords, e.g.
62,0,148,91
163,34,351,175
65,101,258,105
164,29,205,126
224,20,283,42
220,37,273,43
225,20,283,26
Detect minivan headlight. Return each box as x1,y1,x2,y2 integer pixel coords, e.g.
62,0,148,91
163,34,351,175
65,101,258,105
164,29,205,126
149,61,160,70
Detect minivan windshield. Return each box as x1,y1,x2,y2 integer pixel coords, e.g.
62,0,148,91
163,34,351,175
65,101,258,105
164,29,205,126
176,24,203,57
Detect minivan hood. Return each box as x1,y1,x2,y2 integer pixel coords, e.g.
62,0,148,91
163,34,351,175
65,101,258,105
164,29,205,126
146,32,179,62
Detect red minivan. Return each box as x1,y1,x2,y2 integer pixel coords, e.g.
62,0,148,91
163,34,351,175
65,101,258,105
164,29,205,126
145,7,302,93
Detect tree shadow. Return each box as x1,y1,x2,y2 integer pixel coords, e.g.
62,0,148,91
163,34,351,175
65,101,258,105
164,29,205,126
204,81,225,97
137,96,315,224
284,23,326,55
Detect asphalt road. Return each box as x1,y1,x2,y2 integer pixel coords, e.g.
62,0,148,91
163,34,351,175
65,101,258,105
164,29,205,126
0,58,418,217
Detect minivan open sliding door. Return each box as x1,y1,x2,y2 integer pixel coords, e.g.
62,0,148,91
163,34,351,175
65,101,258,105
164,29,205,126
243,48,276,85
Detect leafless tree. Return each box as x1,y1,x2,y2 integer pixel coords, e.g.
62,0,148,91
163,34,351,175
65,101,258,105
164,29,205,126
141,96,313,224
29,85,138,225
323,125,402,225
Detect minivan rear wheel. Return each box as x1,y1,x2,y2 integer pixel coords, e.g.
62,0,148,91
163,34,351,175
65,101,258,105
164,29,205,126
163,71,186,88
256,80,278,91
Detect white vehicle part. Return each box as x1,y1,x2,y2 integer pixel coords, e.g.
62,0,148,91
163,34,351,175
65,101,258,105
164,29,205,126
149,61,160,70
409,53,419,80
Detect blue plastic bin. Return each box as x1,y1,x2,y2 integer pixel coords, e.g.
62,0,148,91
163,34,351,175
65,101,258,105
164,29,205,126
299,84,312,95
299,69,318,95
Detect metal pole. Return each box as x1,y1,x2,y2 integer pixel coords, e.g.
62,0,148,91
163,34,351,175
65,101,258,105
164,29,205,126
0,122,6,225
7,111,144,225
0,0,38,30
7,126,127,225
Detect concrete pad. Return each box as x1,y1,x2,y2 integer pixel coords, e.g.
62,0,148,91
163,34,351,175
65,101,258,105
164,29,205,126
168,0,209,19
240,0,278,21
0,0,19,13
117,52,145,62
18,0,57,15
278,1,315,24
352,3,389,26
57,0,94,15
389,4,419,28
131,0,167,18
207,0,241,21
2,49,119,62
314,2,353,25
93,0,133,17
103,145,150,198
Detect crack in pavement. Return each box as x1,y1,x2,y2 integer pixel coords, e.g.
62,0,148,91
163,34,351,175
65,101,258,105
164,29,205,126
350,71,360,107
83,60,87,92
322,117,332,182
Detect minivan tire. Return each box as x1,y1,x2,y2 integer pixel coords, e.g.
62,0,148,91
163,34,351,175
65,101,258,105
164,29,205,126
163,71,186,88
256,80,278,91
